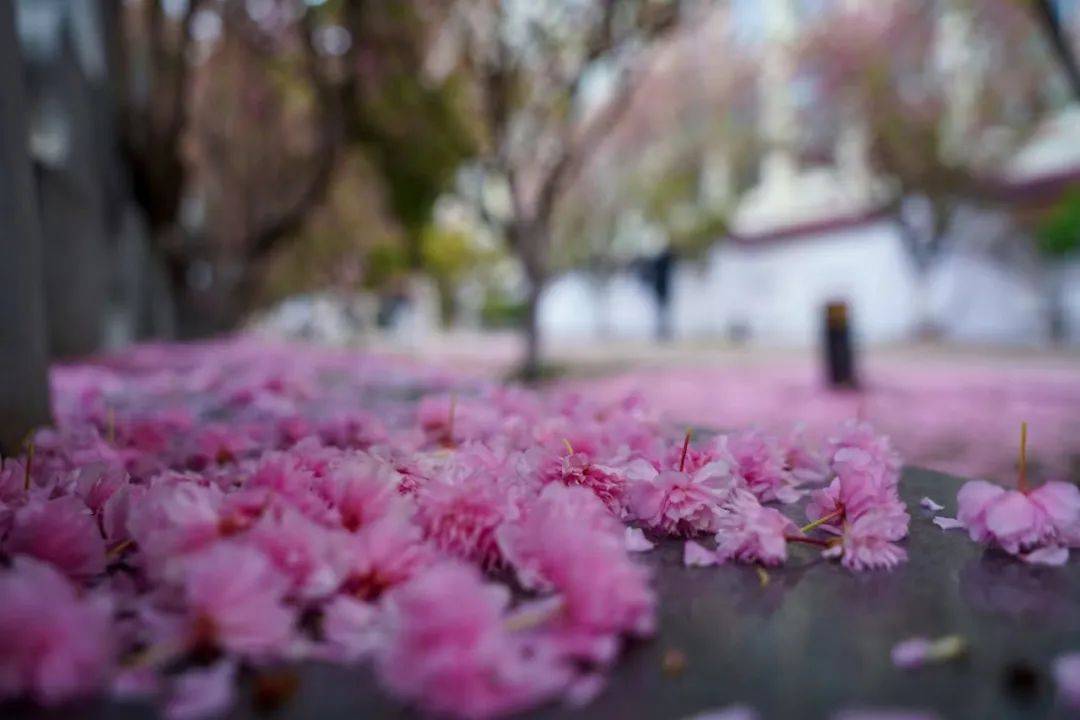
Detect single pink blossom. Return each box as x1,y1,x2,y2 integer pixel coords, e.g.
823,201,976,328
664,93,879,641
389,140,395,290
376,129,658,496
0,557,114,705
244,452,331,519
828,420,902,478
72,464,127,514
416,473,518,570
553,452,627,515
716,430,802,503
625,460,735,536
806,447,908,537
376,561,569,719
175,542,295,656
126,478,224,567
242,506,347,600
317,411,388,450
6,495,106,579
782,427,830,485
824,509,908,572
713,489,794,566
322,454,410,532
188,423,256,468
956,479,1078,558
338,513,432,601
498,485,655,639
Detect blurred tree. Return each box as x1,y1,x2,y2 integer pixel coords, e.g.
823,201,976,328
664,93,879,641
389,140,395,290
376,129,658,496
106,0,341,333
258,151,402,306
1030,0,1080,100
438,0,694,378
107,0,475,333
801,0,1059,331
327,0,477,268
0,0,51,450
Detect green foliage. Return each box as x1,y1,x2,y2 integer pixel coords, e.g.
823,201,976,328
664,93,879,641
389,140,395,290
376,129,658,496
364,243,408,289
668,212,728,257
320,0,479,266
353,72,477,259
481,293,527,329
420,225,481,283
1037,187,1080,259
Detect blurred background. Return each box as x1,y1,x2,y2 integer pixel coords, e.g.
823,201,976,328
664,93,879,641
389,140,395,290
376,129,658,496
3,0,1080,480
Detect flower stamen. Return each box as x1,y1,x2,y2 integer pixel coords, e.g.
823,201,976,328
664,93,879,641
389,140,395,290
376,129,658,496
678,428,692,472
23,439,34,491
1018,420,1028,493
799,506,843,534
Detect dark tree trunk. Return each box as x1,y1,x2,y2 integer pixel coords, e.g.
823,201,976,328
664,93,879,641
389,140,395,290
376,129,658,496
512,220,549,382
1046,264,1067,345
522,279,544,382
0,1,51,451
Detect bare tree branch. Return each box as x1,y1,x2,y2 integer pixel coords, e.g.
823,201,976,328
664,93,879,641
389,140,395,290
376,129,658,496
1031,0,1080,101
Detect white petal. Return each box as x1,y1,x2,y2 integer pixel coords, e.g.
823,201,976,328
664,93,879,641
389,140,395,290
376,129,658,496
624,527,655,552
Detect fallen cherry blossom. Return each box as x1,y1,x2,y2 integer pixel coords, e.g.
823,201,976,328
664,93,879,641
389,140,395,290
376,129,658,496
954,423,1080,564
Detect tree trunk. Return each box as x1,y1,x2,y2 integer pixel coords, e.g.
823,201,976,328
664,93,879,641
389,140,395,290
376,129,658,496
1045,262,1067,345
521,277,545,381
0,1,51,451
893,211,943,339
25,5,112,358
515,220,548,382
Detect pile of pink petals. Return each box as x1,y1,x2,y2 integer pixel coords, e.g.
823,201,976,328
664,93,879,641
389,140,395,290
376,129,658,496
679,422,910,572
1,339,909,719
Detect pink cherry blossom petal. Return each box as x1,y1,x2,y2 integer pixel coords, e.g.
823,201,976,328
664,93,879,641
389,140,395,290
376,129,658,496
920,497,944,512
165,660,237,720
625,527,655,552
932,516,964,531
683,540,719,567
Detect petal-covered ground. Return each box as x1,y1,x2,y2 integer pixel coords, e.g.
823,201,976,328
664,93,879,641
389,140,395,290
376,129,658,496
0,337,1075,719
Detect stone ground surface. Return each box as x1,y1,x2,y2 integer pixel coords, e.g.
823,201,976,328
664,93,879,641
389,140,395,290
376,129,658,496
17,467,1080,720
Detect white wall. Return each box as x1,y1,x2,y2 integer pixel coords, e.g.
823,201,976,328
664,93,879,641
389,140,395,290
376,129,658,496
540,220,1079,348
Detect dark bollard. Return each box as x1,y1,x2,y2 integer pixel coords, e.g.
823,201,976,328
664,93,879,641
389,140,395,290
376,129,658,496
823,300,858,389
